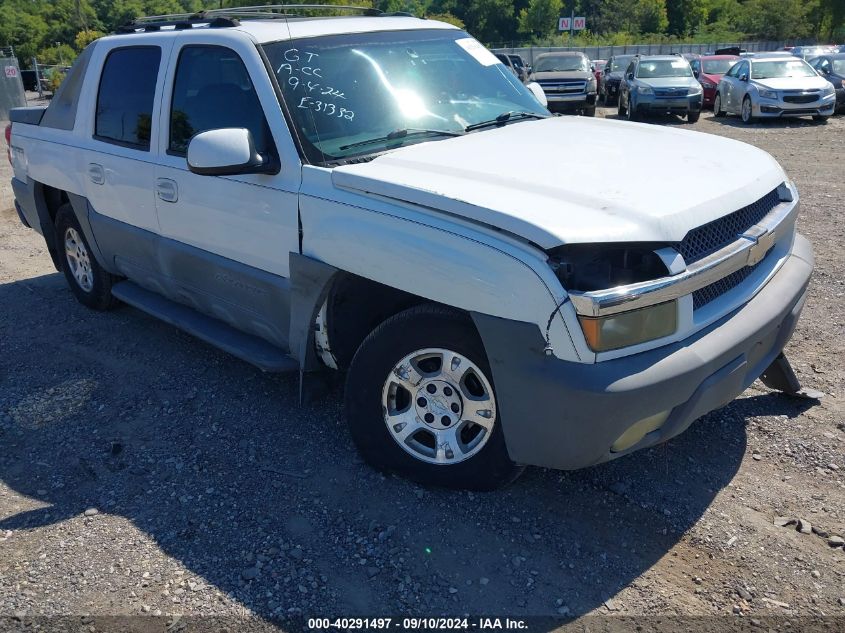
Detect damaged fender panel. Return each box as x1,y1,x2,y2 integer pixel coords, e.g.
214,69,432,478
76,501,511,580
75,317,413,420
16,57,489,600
298,166,588,363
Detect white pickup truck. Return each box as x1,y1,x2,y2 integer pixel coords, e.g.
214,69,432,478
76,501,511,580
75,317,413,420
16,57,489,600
7,7,816,490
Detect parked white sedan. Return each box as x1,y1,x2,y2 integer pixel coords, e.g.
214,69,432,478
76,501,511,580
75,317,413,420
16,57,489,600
714,56,836,122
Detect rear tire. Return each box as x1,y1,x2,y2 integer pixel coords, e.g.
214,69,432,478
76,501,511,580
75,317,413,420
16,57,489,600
55,204,120,311
345,304,522,491
713,93,726,117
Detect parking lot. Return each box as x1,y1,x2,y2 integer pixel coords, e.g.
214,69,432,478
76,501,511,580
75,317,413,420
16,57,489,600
1,107,843,628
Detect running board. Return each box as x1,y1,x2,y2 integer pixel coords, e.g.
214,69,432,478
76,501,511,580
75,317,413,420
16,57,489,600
111,281,298,373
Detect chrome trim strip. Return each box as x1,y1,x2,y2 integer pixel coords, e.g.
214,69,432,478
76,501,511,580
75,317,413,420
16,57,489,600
568,194,798,318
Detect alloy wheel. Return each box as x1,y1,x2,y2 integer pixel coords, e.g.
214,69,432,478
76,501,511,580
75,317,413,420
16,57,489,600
381,347,496,465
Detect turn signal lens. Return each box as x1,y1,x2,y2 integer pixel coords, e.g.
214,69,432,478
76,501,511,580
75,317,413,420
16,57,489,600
578,300,677,352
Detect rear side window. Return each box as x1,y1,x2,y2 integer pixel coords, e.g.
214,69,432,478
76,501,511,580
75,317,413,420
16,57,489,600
169,45,274,157
95,47,161,149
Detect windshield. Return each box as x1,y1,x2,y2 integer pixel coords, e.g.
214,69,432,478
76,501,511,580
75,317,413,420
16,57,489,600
534,55,589,72
751,59,816,79
702,59,736,75
636,59,693,78
263,30,546,163
609,56,634,71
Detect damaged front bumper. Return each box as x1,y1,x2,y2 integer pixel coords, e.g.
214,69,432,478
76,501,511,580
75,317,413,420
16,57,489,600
471,233,814,471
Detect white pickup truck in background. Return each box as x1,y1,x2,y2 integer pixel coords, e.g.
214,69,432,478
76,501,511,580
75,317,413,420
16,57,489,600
6,6,816,490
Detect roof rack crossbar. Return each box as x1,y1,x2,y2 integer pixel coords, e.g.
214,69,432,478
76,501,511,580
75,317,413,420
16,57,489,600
117,4,394,34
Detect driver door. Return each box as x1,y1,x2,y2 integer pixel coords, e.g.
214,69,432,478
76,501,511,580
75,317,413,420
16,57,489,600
153,34,302,349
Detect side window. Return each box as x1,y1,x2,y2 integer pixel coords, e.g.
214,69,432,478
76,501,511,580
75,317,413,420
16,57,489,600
95,47,161,149
169,45,275,158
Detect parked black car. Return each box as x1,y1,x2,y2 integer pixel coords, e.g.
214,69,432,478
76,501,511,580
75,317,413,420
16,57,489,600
809,53,845,112
495,53,526,83
599,54,635,105
507,54,529,82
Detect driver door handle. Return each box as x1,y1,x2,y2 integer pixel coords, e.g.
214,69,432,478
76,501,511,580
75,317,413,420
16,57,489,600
156,178,178,203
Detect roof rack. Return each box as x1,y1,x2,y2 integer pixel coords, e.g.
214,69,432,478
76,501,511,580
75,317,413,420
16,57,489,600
117,4,390,34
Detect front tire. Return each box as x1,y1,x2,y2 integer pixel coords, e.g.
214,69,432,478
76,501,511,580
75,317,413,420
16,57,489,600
741,96,755,124
617,95,627,118
714,92,725,117
55,204,119,311
345,304,521,490
687,108,701,123
583,105,596,117
812,115,828,123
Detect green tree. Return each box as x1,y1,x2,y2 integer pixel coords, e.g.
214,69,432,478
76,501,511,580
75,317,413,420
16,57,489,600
463,0,518,43
518,0,563,37
665,0,707,36
74,28,105,51
636,0,668,33
427,12,465,28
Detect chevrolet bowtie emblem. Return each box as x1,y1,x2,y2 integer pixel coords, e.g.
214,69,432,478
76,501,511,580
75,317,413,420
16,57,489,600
743,229,776,266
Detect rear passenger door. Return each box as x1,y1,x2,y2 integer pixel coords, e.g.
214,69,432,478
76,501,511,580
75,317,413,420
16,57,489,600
82,41,171,269
154,35,302,350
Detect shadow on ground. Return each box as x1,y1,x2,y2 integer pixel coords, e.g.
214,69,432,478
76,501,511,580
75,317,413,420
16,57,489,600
0,274,815,623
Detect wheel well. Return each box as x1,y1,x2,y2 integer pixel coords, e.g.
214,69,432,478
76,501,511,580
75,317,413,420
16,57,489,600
323,274,448,370
37,183,69,226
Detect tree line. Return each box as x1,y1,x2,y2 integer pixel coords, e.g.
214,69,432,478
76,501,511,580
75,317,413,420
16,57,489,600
2,0,842,69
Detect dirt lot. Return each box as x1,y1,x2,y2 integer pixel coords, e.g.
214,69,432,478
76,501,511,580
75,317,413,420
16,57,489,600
0,108,844,632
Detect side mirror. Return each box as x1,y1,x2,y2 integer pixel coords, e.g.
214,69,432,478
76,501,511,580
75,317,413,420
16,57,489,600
740,74,749,82
627,72,634,80
187,128,275,177
526,81,548,107
693,69,699,78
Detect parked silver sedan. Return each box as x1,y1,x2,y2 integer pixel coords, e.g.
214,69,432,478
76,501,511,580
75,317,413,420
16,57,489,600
714,56,836,123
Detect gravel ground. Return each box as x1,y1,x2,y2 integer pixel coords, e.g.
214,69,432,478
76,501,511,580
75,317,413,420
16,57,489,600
0,109,843,632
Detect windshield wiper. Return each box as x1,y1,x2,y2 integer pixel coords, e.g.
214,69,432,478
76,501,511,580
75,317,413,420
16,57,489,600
339,128,464,151
464,111,549,133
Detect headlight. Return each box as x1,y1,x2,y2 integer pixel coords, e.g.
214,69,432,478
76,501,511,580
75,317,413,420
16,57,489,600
587,78,597,91
700,81,716,89
759,89,778,99
823,84,835,95
688,86,703,96
578,301,678,352
637,85,653,95
841,79,845,89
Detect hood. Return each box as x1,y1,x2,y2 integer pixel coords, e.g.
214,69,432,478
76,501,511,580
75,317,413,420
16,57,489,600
700,72,723,84
753,75,831,91
606,71,625,81
332,117,785,250
533,70,592,81
639,77,700,90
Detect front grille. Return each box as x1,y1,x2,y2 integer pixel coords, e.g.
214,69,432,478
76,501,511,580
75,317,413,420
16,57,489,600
654,88,688,98
783,93,819,104
538,79,587,94
677,188,781,264
693,262,761,310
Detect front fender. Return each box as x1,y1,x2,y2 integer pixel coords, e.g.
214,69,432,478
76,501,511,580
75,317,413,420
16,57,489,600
298,167,590,363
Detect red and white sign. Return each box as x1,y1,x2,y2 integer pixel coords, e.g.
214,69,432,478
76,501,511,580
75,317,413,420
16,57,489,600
558,17,586,31
4,65,18,78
